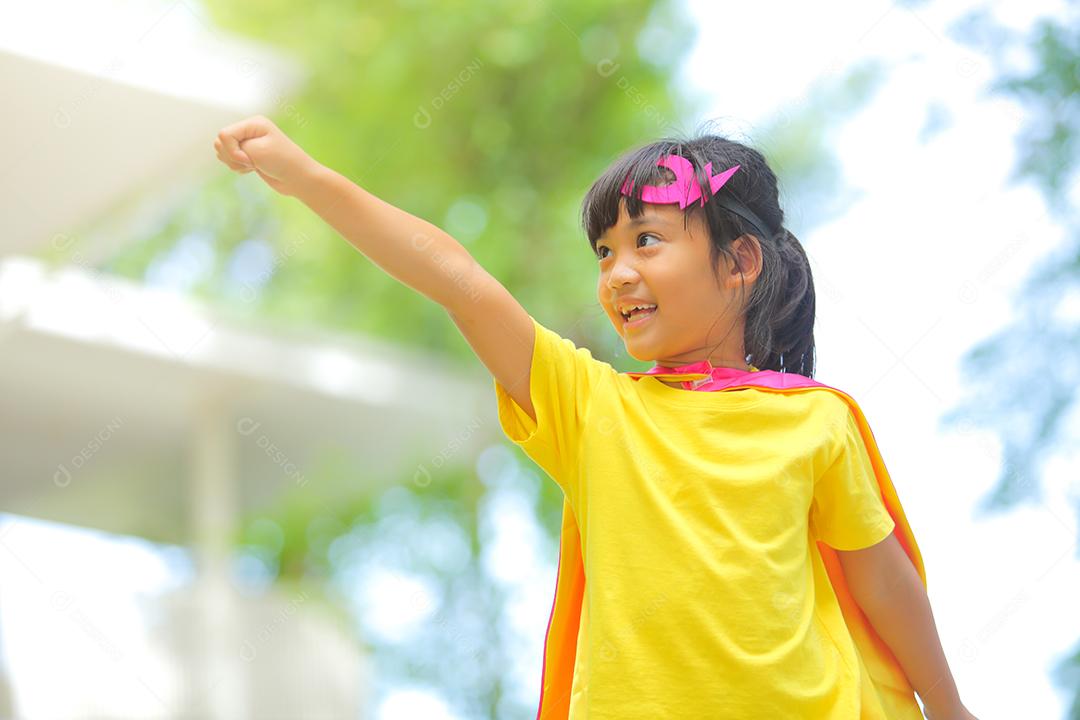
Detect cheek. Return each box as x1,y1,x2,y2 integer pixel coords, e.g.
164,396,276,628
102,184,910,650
672,264,717,303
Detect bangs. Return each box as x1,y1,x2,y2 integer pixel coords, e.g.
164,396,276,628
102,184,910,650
581,140,705,252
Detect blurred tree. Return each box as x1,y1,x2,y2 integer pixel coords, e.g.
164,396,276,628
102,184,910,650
944,7,1080,717
107,0,709,366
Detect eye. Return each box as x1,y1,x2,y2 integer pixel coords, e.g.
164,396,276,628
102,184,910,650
596,233,661,260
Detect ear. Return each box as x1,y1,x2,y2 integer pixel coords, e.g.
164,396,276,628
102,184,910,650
723,233,763,288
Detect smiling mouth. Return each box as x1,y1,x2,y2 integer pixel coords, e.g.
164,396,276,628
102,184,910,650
621,305,659,325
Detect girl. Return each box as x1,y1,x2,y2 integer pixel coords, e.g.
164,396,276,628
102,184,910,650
214,117,977,720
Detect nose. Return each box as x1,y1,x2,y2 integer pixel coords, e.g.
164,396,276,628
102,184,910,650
605,254,641,290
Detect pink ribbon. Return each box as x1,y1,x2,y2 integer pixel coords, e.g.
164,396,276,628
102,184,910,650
620,154,741,209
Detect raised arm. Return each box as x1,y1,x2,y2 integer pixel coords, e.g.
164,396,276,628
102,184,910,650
214,116,537,421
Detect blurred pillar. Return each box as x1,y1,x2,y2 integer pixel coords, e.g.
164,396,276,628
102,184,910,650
189,387,245,719
0,621,12,718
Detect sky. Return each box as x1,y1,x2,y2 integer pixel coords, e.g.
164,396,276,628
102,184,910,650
1,0,1077,718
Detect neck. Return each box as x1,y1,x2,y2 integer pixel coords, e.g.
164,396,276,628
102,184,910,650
656,356,751,371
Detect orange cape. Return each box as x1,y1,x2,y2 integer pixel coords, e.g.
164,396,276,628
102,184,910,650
533,369,927,719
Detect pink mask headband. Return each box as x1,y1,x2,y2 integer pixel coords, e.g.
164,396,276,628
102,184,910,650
619,153,776,242
620,154,739,209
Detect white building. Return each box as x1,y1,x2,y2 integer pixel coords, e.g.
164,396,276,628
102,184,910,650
0,2,499,717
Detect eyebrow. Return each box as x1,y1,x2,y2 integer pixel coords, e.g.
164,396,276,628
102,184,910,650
597,214,668,243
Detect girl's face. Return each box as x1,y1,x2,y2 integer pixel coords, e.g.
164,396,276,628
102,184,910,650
595,198,761,369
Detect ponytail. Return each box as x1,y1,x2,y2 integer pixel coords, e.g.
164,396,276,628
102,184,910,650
742,227,816,377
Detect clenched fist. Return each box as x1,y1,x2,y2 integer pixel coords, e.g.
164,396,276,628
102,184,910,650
213,115,320,197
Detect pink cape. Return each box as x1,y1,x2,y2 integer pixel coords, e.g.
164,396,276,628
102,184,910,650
533,366,928,719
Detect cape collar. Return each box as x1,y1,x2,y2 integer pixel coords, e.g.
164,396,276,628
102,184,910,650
624,359,763,391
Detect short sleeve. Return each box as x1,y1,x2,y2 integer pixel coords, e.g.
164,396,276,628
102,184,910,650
809,406,896,551
493,315,610,490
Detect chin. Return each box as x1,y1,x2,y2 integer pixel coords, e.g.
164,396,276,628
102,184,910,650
622,340,655,363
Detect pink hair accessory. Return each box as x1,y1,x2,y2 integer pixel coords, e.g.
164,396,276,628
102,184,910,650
620,154,741,210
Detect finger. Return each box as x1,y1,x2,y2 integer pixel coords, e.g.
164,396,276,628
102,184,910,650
217,116,268,167
231,147,254,168
237,133,271,165
213,138,231,165
218,130,245,165
215,146,246,172
213,138,242,169
215,139,255,172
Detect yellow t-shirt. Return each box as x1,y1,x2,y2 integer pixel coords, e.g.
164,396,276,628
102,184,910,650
494,316,898,719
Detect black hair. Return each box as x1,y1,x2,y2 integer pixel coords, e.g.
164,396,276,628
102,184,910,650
580,130,816,378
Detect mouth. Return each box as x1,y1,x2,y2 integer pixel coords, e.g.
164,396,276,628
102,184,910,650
621,304,658,329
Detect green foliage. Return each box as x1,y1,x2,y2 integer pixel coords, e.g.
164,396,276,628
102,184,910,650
106,0,706,374
942,10,1078,513
946,8,1079,716
987,18,1079,210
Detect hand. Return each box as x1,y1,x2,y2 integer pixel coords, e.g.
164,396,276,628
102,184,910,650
213,115,321,196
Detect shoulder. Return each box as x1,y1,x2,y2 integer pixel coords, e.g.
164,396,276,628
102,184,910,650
530,316,620,385
768,386,857,464
756,383,853,422
774,381,856,422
